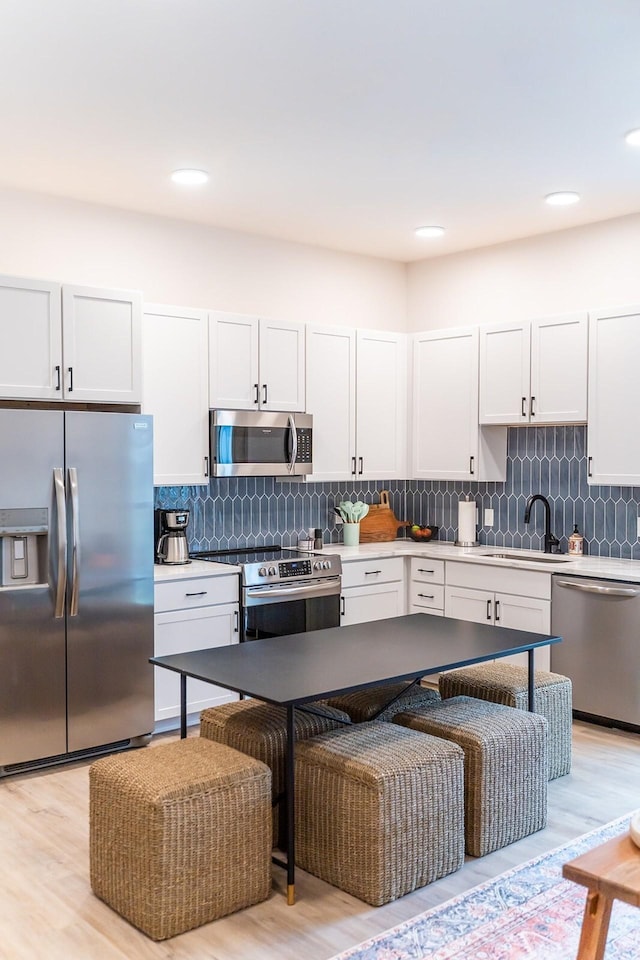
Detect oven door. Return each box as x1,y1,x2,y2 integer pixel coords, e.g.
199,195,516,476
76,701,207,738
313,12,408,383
211,410,312,477
243,579,341,640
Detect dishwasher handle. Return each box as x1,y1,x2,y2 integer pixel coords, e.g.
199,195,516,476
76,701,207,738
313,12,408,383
555,579,639,598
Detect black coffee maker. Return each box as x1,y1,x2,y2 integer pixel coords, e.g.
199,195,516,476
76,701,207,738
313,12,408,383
154,509,191,564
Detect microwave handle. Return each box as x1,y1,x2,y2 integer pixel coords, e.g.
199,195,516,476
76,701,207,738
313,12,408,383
288,414,298,473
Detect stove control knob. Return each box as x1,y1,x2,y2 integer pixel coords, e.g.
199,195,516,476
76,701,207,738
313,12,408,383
323,560,331,569
258,566,268,577
312,560,321,571
269,565,278,576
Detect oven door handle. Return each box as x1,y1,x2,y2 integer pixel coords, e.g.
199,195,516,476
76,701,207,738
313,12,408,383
246,581,340,600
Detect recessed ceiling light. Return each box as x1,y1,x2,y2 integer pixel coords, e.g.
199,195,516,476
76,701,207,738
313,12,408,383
171,169,209,186
625,128,640,146
415,225,445,239
544,191,580,206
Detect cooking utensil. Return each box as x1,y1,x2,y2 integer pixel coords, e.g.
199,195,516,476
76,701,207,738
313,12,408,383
337,500,369,524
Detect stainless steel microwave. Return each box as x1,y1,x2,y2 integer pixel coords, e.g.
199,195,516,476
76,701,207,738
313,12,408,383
210,410,313,477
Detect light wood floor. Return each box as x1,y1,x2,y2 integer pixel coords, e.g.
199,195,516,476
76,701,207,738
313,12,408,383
1,720,639,960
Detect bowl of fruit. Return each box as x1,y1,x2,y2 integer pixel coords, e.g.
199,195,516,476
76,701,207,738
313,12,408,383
409,524,439,542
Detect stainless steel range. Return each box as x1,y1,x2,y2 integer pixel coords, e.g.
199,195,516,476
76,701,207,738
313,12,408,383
192,545,342,641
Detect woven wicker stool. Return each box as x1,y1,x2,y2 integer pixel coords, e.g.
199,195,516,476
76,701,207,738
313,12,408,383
327,680,441,723
90,738,272,941
439,663,572,780
394,695,547,857
295,721,465,906
200,699,349,847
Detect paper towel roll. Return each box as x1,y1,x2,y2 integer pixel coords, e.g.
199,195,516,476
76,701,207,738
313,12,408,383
456,499,478,546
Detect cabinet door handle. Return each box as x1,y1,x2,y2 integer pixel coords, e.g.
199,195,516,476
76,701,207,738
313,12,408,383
521,396,527,417
351,456,357,476
185,591,207,597
494,599,500,622
486,599,492,620
263,383,268,405
530,396,536,416
254,383,259,404
417,568,434,574
469,455,475,475
340,596,345,616
233,609,239,633
364,569,382,576
588,456,593,477
68,366,74,392
204,456,209,477
358,456,363,475
417,593,434,599
55,365,61,391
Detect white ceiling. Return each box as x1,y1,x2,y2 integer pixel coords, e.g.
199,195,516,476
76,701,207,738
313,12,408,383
2,0,640,262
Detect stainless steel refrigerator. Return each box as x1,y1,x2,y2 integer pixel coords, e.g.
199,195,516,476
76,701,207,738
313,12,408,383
0,409,154,774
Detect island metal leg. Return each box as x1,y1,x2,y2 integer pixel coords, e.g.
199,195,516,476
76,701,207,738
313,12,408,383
528,648,535,712
180,674,187,739
286,704,296,904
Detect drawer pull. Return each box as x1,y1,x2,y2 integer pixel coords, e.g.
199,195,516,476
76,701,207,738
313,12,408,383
486,599,492,620
364,569,382,576
417,568,435,574
185,591,208,597
417,593,434,599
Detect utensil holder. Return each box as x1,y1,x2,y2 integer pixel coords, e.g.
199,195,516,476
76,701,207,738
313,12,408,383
343,523,360,546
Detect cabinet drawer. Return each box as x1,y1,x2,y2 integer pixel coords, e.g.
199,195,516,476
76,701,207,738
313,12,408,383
409,583,445,610
155,575,238,612
341,556,404,589
445,561,551,600
410,557,445,584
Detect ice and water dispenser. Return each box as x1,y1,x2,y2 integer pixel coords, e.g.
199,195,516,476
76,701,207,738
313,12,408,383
0,508,48,586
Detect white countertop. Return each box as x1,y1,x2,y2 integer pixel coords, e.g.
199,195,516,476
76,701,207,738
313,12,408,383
152,542,640,584
154,559,241,582
317,539,640,583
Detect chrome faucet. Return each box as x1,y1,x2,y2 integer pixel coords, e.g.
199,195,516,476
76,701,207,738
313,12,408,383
524,494,560,554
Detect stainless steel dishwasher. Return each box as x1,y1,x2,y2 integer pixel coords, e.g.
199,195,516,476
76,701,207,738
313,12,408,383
551,575,640,730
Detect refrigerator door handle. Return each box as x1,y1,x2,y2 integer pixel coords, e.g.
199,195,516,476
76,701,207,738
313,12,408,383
53,467,67,619
68,467,80,617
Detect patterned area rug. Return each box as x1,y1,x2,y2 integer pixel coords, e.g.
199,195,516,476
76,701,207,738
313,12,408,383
330,813,640,960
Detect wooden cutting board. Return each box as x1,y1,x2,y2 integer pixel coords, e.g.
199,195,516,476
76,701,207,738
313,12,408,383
359,490,410,542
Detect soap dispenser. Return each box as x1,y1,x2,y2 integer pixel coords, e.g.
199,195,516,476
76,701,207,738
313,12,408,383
568,524,584,556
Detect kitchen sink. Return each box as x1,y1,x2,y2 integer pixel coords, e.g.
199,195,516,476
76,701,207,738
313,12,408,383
485,553,573,564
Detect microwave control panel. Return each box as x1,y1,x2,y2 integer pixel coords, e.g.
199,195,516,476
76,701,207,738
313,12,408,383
297,428,312,463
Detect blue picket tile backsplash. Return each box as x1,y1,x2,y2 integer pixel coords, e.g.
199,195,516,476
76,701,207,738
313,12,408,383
155,425,640,559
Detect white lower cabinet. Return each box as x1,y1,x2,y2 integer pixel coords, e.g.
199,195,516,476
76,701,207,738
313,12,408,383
340,557,405,626
408,557,445,615
154,575,240,725
444,561,551,670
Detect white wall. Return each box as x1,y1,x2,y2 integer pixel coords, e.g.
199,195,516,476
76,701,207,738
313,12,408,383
407,213,640,330
0,187,406,331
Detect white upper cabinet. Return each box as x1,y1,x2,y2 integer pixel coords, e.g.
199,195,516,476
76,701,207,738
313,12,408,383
0,276,142,403
209,312,305,412
412,327,506,482
355,329,407,480
0,274,62,399
62,285,142,403
208,312,259,409
587,305,640,485
305,325,356,482
305,326,406,482
142,304,210,486
479,314,587,425
530,314,588,422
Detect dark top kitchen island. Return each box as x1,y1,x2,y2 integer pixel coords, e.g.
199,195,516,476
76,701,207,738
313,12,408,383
151,613,561,903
